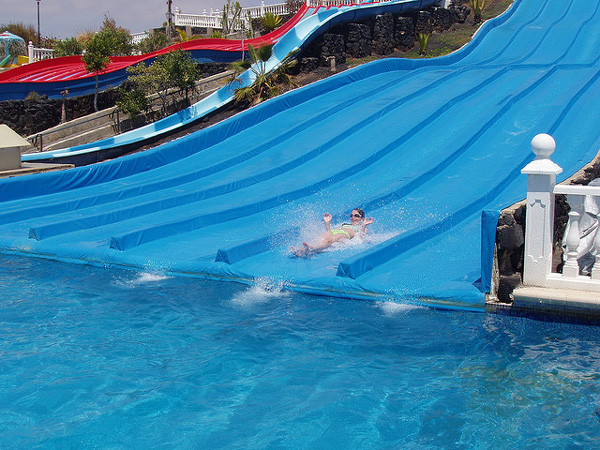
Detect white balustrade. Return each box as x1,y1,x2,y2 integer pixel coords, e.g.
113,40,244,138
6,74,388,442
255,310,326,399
521,133,600,292
171,0,452,32
27,41,55,63
131,32,150,45
175,13,222,29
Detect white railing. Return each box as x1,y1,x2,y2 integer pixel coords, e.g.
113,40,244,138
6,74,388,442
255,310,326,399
131,32,150,45
248,2,288,17
174,2,288,30
175,12,223,29
27,41,55,63
172,0,450,31
521,133,600,292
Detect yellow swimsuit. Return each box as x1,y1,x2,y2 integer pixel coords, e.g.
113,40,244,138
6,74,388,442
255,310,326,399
331,223,360,239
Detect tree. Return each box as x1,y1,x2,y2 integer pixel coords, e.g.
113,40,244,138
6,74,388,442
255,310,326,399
99,14,133,56
0,22,37,45
116,84,149,118
221,0,243,36
53,37,83,57
76,30,95,48
82,32,111,112
136,32,168,54
161,48,199,104
119,49,199,117
82,16,134,111
229,44,297,105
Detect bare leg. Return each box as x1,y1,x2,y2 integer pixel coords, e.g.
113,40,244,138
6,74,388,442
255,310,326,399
305,231,349,253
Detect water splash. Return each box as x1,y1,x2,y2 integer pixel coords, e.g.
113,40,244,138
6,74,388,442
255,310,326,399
375,300,422,315
230,277,291,307
134,272,171,283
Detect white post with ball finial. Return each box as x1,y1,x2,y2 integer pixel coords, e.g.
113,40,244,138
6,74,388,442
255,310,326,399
521,134,563,286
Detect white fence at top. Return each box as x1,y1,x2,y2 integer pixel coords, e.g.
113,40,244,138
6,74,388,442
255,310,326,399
174,0,448,30
131,32,150,45
27,41,55,63
174,1,289,30
521,134,600,293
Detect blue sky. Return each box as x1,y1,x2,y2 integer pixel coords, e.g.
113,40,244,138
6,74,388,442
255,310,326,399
2,0,242,39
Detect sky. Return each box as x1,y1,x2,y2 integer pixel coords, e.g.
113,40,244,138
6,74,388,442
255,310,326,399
2,0,252,39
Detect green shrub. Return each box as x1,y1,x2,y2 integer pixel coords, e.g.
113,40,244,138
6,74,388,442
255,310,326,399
261,12,282,33
116,87,149,118
53,37,84,57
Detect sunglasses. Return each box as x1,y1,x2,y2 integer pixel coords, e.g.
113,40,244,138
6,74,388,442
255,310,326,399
350,214,363,218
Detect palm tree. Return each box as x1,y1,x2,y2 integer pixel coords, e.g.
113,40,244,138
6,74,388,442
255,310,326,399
228,44,297,105
261,12,282,33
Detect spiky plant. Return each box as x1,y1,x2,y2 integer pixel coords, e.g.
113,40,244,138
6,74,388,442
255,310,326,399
470,0,486,24
261,12,282,33
417,33,430,56
228,44,298,105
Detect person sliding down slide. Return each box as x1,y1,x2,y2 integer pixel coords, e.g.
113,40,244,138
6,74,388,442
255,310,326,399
290,208,374,257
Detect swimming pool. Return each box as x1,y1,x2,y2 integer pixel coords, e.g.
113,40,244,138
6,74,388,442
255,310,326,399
1,254,599,450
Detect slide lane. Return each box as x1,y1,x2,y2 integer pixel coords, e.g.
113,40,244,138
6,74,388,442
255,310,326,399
0,0,600,308
25,66,510,249
20,0,437,164
2,66,443,226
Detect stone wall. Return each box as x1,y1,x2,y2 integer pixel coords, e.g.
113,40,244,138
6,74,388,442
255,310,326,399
372,13,395,56
0,90,122,137
320,34,346,66
346,23,372,58
300,6,464,67
494,152,600,302
395,17,415,51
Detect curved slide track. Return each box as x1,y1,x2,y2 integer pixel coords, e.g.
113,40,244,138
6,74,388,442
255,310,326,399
1,0,600,310
0,4,310,101
21,0,437,165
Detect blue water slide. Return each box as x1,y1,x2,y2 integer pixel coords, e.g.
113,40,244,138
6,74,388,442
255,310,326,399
1,0,600,310
22,0,437,165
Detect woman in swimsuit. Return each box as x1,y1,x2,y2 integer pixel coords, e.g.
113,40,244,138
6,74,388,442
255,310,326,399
291,208,374,257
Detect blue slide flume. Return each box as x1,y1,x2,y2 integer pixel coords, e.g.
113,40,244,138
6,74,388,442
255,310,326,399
1,0,600,310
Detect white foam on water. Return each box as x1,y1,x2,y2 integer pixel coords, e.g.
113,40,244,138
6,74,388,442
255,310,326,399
135,272,170,283
375,300,422,316
229,277,291,307
115,270,171,288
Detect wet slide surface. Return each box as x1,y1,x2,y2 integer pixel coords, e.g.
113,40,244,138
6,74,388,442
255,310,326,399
1,0,600,309
20,0,435,164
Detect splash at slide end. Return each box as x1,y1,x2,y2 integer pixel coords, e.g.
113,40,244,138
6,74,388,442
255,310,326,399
2,0,600,311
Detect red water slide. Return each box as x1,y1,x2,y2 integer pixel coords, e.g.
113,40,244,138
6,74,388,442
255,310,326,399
0,4,310,84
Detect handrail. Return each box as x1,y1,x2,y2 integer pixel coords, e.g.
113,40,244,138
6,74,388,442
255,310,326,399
27,41,55,64
521,133,600,291
26,70,233,152
28,109,117,152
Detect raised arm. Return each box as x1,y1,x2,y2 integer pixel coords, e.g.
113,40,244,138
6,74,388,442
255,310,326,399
323,213,332,231
361,217,374,234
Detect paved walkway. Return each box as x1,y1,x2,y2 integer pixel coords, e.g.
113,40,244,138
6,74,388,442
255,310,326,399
0,162,74,179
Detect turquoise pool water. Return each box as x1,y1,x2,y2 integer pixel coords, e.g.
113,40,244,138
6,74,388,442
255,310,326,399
1,254,599,450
